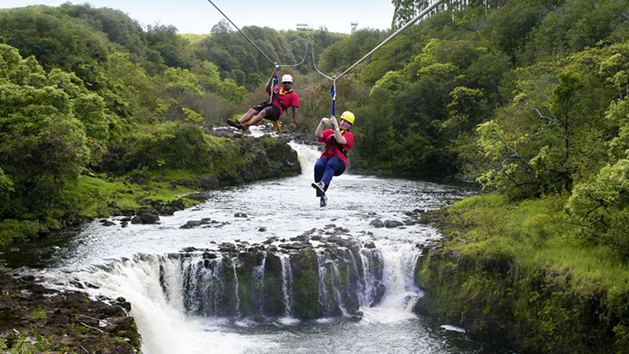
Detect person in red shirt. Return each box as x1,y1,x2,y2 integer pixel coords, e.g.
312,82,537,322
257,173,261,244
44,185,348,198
311,111,355,209
228,69,299,132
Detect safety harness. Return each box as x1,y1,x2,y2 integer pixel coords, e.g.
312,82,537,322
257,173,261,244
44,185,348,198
272,88,292,113
268,74,293,132
323,130,349,158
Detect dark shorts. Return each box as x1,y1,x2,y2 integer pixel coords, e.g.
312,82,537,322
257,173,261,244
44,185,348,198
252,102,281,121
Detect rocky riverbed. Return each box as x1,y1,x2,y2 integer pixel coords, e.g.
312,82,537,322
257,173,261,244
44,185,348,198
0,272,140,353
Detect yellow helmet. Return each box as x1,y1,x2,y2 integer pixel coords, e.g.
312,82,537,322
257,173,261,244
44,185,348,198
340,111,355,124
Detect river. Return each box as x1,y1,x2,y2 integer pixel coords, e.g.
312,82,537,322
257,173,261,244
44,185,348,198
1,129,506,354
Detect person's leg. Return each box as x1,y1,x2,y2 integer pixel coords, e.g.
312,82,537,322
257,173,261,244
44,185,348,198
320,157,345,191
245,108,268,127
313,157,329,197
239,107,260,124
245,105,279,128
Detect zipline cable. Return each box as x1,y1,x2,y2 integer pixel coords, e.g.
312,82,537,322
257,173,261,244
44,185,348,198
206,0,310,69
307,0,448,115
311,38,334,81
334,0,448,80
206,0,276,67
278,40,309,68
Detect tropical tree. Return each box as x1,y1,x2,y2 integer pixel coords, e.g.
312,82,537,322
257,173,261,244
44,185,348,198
0,45,91,217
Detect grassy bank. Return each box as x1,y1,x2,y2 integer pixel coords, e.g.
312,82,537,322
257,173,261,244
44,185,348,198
0,133,300,248
417,194,629,354
0,170,201,248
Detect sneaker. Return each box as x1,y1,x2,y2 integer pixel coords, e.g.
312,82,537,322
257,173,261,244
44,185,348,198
311,181,325,194
320,196,327,209
227,119,243,129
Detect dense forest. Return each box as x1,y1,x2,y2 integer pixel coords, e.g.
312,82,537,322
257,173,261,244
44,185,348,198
1,0,629,261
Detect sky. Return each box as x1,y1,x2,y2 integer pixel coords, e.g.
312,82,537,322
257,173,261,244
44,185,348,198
2,0,395,35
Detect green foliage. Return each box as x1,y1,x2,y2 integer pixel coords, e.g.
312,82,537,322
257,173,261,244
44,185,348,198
123,122,211,171
0,46,91,217
217,78,246,103
605,99,629,162
480,0,547,63
0,6,108,74
58,3,145,49
565,159,629,257
473,41,623,199
145,23,195,69
0,168,14,201
102,51,157,124
355,35,510,175
194,25,316,81
523,0,629,65
382,123,435,174
0,219,40,248
31,307,48,320
0,332,58,354
318,29,388,74
182,108,204,124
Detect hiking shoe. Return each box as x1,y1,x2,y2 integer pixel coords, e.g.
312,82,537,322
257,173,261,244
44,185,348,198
320,196,327,209
227,119,244,129
311,181,325,194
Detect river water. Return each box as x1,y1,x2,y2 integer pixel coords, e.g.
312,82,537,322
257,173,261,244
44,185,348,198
1,129,506,354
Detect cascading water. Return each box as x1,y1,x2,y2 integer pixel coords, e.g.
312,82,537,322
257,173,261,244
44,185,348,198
7,127,504,353
279,254,294,318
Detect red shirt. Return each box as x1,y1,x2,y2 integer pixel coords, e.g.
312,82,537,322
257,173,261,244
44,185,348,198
272,87,299,116
319,129,354,166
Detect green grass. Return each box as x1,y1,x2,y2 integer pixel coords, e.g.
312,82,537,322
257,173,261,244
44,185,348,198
451,194,629,288
62,171,201,219
31,307,48,320
0,219,40,247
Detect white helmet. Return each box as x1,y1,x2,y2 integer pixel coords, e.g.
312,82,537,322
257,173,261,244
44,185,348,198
282,74,293,83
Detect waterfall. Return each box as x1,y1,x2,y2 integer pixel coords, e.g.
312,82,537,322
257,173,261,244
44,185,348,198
69,235,424,323
252,256,266,316
231,259,241,318
288,141,320,173
280,254,294,317
316,251,332,317
359,248,381,307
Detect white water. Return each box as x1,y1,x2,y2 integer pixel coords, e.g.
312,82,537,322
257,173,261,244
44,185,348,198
17,132,499,354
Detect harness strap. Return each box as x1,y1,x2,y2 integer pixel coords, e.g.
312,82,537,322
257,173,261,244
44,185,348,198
268,74,278,105
272,88,293,112
323,132,348,159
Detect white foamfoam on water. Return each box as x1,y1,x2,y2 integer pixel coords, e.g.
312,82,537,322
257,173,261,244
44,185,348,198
277,317,300,326
441,325,467,333
314,317,335,324
248,125,265,138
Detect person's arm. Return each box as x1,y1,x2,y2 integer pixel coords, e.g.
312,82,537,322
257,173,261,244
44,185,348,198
290,107,299,131
315,117,330,139
265,70,277,94
329,116,348,145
